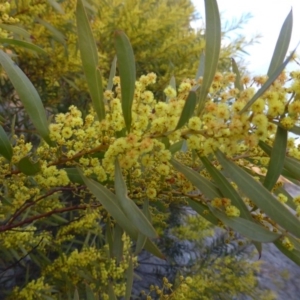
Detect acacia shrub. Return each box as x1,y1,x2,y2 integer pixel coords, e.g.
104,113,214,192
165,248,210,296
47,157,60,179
0,0,256,110
0,0,299,299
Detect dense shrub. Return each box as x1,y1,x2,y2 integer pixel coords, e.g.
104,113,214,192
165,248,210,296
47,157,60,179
0,0,299,299
0,0,256,109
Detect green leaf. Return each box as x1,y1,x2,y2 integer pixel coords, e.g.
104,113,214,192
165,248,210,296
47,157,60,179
239,48,297,114
201,155,263,258
42,296,56,300
135,200,151,255
200,156,251,219
282,125,300,135
85,284,96,300
175,91,197,130
142,198,152,222
144,238,165,259
166,75,176,102
195,52,205,80
73,289,80,300
62,76,80,91
216,150,300,239
79,168,164,258
231,58,243,91
289,234,300,250
196,0,221,115
106,219,114,258
0,38,48,55
253,242,262,259
282,156,300,179
47,0,65,14
51,214,68,224
210,208,280,242
135,232,147,256
81,0,97,13
0,125,12,161
170,158,222,200
273,117,300,136
116,128,127,138
18,157,41,175
267,9,293,76
36,18,66,46
76,0,105,121
169,140,184,155
64,168,97,184
125,256,134,300
0,50,52,145
108,282,117,300
113,224,123,263
187,198,219,226
280,170,300,185
114,159,157,239
160,136,170,149
181,140,188,153
276,186,297,210
169,75,176,90
107,55,117,91
263,126,287,190
65,168,85,184
78,168,138,237
0,24,31,40
114,30,136,132
259,140,300,180
274,239,300,266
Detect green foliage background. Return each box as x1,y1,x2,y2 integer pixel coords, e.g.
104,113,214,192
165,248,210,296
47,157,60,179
0,0,255,111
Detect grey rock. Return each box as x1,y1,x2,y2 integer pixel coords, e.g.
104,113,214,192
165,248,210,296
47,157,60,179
131,182,300,299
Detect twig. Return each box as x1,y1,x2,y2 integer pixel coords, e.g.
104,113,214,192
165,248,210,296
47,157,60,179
0,237,44,275
7,186,85,226
0,203,101,233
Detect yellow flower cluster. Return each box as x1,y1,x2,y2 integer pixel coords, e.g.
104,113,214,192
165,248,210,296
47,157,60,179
10,277,52,300
2,66,300,298
11,135,33,164
0,2,19,39
0,0,207,108
35,164,70,187
171,214,213,241
147,252,275,300
293,195,300,218
281,236,294,251
2,69,299,248
2,0,300,298
43,234,135,297
182,254,272,299
55,209,102,244
211,198,240,217
0,225,51,251
278,193,288,203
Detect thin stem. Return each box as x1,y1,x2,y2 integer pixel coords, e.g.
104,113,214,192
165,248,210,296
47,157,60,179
0,203,101,233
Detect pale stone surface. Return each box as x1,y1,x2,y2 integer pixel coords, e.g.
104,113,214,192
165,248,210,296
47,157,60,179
253,242,300,300
254,182,300,300
132,183,300,299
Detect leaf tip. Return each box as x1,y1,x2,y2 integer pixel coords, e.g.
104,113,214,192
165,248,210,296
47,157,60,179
114,30,123,37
